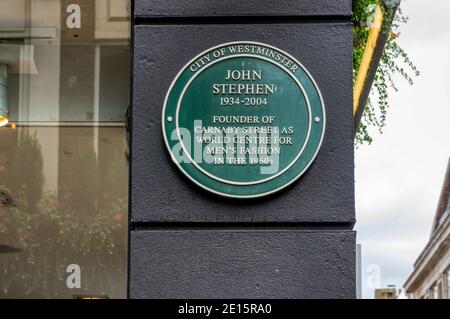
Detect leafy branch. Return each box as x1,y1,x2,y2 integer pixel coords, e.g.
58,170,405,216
353,0,419,145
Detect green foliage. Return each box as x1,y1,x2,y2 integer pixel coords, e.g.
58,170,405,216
353,0,419,145
0,194,127,298
0,128,129,297
3,130,44,213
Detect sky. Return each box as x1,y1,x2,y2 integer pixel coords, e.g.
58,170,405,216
355,0,450,298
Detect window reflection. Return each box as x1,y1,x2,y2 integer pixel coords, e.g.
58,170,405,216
0,0,130,298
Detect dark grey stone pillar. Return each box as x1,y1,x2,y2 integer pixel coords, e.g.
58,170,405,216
130,0,355,299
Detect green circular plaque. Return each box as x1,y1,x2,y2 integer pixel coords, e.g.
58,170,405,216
162,42,325,198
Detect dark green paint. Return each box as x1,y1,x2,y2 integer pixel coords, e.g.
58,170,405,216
163,42,325,198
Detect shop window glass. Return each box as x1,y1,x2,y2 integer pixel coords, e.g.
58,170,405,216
0,0,130,298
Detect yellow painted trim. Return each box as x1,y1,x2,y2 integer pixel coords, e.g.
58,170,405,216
0,116,8,127
353,4,384,116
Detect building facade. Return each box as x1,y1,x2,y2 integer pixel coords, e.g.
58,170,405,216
374,288,398,299
403,159,450,299
1,0,356,299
